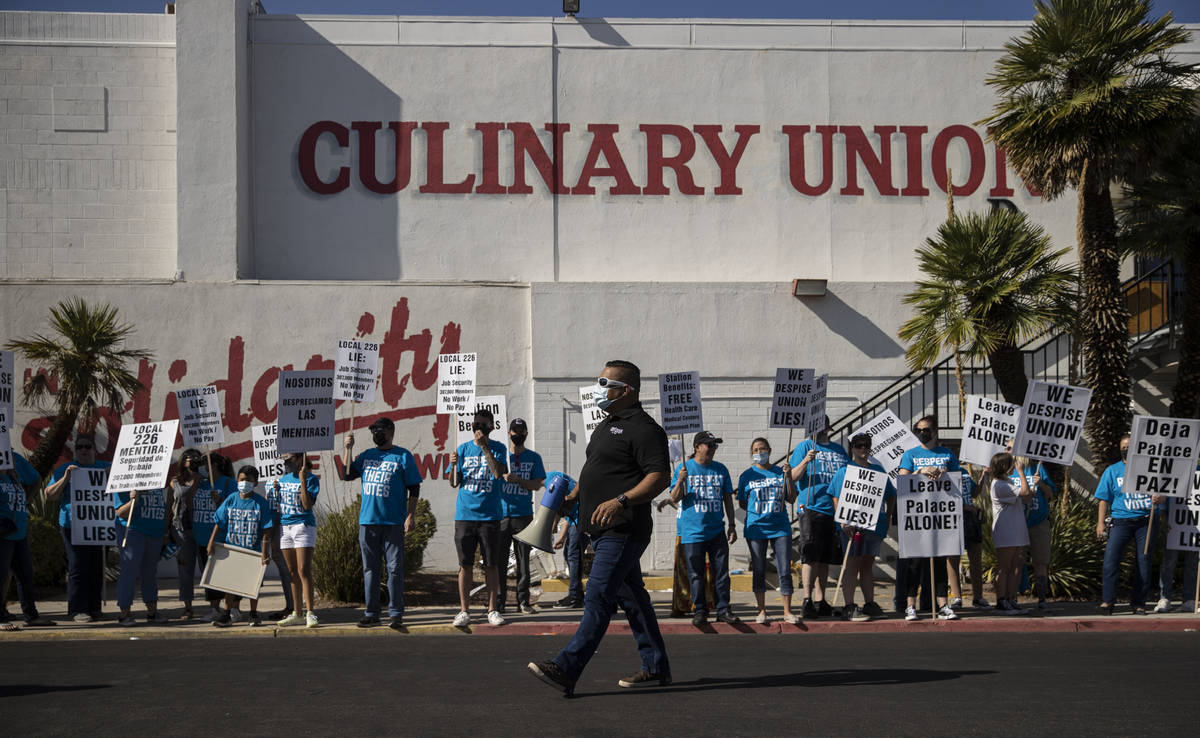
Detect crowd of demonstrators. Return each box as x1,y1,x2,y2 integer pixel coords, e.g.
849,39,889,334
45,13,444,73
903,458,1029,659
789,416,848,619
830,432,895,622
497,418,546,615
44,434,109,622
737,437,797,624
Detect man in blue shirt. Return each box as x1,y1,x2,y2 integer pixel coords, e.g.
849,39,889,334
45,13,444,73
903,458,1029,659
449,408,509,628
550,472,584,608
497,418,546,615
1095,434,1163,614
44,433,112,622
789,416,849,619
343,416,423,630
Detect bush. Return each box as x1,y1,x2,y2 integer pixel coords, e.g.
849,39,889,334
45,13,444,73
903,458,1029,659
313,498,437,603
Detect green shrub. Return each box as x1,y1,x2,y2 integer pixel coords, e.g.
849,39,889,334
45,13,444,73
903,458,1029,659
313,498,437,603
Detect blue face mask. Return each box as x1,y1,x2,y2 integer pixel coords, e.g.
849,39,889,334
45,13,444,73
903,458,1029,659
752,452,770,466
593,384,616,411
237,480,255,497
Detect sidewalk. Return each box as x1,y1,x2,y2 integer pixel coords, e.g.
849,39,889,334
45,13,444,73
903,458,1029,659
4,576,1199,641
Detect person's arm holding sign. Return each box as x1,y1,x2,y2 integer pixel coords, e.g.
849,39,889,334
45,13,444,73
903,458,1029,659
298,455,316,511
114,490,140,521
341,433,359,482
782,461,796,505
477,428,507,480
789,447,817,483
669,463,688,504
1014,458,1033,501
44,464,77,501
206,521,219,557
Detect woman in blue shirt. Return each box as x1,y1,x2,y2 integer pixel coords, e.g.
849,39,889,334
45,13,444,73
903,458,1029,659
831,433,896,622
274,452,320,628
44,433,111,623
0,453,56,629
1095,434,1161,615
114,484,169,626
737,438,797,625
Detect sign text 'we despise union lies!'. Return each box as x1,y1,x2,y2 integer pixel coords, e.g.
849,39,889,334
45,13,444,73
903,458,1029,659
297,121,1042,199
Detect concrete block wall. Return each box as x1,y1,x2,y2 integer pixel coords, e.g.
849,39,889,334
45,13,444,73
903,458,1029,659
0,12,176,279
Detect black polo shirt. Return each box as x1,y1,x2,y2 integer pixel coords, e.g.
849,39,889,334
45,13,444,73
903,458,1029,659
578,401,670,539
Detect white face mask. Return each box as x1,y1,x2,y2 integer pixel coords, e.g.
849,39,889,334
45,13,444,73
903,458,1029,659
752,452,770,466
237,481,255,496
197,465,209,480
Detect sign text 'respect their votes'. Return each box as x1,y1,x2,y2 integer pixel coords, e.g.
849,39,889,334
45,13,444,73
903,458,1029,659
175,385,225,447
436,352,477,415
658,371,703,436
1166,473,1200,552
1124,415,1200,498
959,394,1022,467
70,467,116,546
0,349,13,470
251,423,287,488
848,409,921,482
834,465,889,530
897,472,964,559
105,420,178,494
1011,380,1091,465
769,367,814,429
276,370,335,453
334,338,380,403
455,395,508,449
579,385,605,444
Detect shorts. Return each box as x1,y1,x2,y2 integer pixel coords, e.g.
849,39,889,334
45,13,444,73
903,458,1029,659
454,520,501,568
963,508,984,545
280,523,316,549
1028,520,1051,569
798,509,841,566
840,530,883,558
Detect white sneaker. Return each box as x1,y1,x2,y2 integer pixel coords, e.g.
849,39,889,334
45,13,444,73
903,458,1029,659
202,607,221,623
755,611,767,624
229,608,243,623
783,613,798,625
487,610,506,626
938,605,959,620
452,611,470,627
277,611,304,627
948,597,963,610
1153,597,1173,613
904,606,919,621
305,611,319,628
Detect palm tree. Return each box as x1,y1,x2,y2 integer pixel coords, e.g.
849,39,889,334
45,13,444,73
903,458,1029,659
4,298,151,478
899,208,1077,406
979,0,1197,466
1118,117,1200,419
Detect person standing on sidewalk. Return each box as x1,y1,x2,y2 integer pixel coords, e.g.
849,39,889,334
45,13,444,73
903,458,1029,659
549,472,584,609
1155,462,1200,613
209,466,274,627
672,431,740,626
830,433,895,622
448,408,508,628
0,452,55,629
1095,434,1162,615
1005,439,1057,612
527,360,671,696
789,416,848,619
342,417,422,630
737,437,797,624
275,452,321,628
113,484,169,626
988,452,1033,615
497,418,546,614
44,434,110,623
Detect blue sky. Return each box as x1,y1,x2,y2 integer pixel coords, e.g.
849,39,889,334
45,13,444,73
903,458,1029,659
2,0,1199,22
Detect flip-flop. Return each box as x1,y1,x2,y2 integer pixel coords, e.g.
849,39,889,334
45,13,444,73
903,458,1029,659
0,623,18,632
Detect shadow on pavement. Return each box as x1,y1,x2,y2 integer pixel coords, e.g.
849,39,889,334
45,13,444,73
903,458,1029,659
576,668,996,697
0,684,112,698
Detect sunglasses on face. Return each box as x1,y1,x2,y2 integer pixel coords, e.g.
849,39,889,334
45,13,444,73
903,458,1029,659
75,444,93,451
596,377,628,388
851,443,870,449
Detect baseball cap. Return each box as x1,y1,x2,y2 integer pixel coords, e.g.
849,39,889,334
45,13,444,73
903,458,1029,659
368,417,395,432
509,418,528,431
693,430,723,446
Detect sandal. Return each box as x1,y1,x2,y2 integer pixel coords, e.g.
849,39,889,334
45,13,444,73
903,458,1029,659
179,608,193,621
0,622,18,632
1132,607,1147,615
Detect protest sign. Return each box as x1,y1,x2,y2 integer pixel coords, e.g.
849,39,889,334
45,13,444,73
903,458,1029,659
834,465,889,530
769,368,814,429
658,371,703,435
804,374,828,437
455,395,508,448
69,467,117,546
106,420,178,494
251,423,287,487
1011,380,1091,465
0,349,12,470
848,409,921,482
579,386,605,444
175,385,225,447
960,394,1022,466
1123,415,1200,498
200,542,268,599
897,472,964,558
276,370,335,453
437,353,477,414
334,338,380,403
1166,473,1200,552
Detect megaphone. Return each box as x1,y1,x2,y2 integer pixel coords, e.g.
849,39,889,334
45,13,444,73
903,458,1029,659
515,474,572,553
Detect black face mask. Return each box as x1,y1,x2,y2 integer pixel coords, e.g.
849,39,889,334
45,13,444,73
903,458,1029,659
371,430,389,446
916,428,934,443
511,433,527,447
472,422,490,434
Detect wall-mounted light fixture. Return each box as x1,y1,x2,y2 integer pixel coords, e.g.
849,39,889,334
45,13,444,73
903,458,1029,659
564,1,580,16
791,279,828,298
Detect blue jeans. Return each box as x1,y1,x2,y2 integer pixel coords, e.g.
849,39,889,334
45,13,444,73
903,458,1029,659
553,531,670,682
682,533,731,614
1159,547,1200,602
117,528,161,610
359,524,405,618
746,535,793,596
0,536,39,621
1102,518,1151,607
565,522,588,601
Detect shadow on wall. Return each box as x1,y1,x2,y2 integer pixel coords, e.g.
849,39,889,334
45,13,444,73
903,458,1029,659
801,290,906,360
573,17,631,47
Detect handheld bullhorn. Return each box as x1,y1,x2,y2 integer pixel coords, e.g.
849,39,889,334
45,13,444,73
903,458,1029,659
515,474,571,553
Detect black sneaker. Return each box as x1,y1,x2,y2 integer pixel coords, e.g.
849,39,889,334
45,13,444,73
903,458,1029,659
862,602,886,619
849,604,872,622
266,609,290,620
691,610,708,626
618,669,672,688
817,600,833,617
358,616,381,628
520,603,538,615
841,603,858,621
553,596,583,609
527,660,576,696
212,610,232,628
715,610,740,624
802,599,818,619
388,616,405,631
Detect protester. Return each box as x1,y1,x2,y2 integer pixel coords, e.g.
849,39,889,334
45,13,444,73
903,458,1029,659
448,408,508,627
262,464,294,620
550,472,584,609
671,430,740,626
209,465,274,627
789,416,848,619
44,433,111,622
737,437,797,624
170,448,234,622
896,415,961,621
1095,435,1161,615
342,416,423,630
830,432,895,622
113,483,169,626
987,452,1032,615
0,452,55,629
1156,532,1200,613
497,418,546,614
1006,439,1057,611
948,473,986,611
528,360,671,696
274,452,320,628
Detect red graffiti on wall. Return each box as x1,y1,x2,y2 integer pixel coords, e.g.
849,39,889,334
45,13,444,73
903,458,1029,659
19,298,462,470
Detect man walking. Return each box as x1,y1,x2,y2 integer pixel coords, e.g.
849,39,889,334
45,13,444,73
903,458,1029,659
497,418,546,614
527,360,672,696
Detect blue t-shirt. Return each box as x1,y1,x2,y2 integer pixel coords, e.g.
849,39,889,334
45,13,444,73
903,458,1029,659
1094,461,1164,519
192,475,235,545
213,493,275,551
898,445,973,506
546,472,579,525
1013,462,1055,527
671,459,734,544
789,439,849,516
830,461,897,538
502,448,547,518
352,446,424,525
276,472,320,526
114,487,168,538
455,440,508,521
736,465,791,540
50,460,112,528
0,474,28,541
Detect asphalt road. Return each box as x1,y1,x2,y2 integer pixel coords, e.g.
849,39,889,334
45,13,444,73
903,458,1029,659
3,632,1197,735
